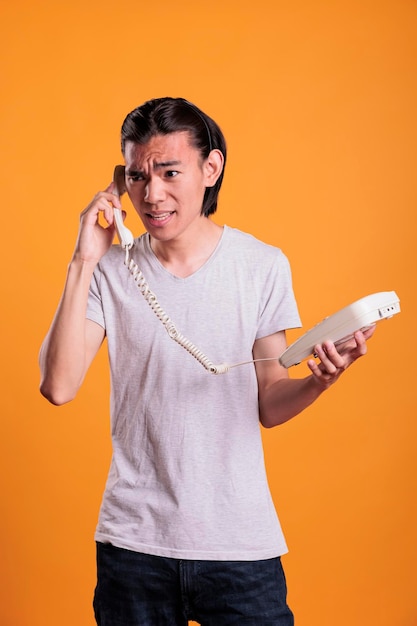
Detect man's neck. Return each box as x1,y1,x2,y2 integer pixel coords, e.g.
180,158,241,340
150,219,223,278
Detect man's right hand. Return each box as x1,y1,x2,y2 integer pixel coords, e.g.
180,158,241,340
72,182,122,265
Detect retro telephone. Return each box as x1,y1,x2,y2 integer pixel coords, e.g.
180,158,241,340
111,165,401,373
278,291,400,368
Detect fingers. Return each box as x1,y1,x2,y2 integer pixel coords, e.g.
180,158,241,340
307,342,345,387
72,184,124,265
81,185,121,227
361,324,376,340
352,330,369,356
307,330,370,388
314,341,345,373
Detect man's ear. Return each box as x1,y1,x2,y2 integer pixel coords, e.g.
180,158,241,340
204,149,224,188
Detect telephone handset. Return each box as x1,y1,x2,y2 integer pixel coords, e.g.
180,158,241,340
113,165,134,249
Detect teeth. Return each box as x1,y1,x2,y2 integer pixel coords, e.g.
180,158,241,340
150,213,171,220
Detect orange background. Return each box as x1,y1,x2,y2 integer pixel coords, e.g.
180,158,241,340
1,1,415,624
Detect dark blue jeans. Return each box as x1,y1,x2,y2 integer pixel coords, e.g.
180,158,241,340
93,542,294,625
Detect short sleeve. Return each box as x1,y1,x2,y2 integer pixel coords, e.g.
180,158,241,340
255,249,301,339
86,267,106,329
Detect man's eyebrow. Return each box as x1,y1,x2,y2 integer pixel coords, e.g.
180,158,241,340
153,160,182,169
126,161,182,176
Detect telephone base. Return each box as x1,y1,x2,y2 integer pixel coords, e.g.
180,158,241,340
279,291,400,368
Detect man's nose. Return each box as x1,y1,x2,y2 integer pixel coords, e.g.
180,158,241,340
144,177,165,204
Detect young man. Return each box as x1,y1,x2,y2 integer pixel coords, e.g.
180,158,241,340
39,97,374,625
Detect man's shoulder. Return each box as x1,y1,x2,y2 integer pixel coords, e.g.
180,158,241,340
224,226,287,261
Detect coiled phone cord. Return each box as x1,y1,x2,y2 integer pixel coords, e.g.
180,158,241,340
124,247,278,374
124,248,230,374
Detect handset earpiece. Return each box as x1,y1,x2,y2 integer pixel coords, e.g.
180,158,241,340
113,165,134,249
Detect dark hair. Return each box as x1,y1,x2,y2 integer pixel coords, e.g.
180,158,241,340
121,97,227,217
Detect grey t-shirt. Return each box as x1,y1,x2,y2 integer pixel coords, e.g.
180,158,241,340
87,225,301,560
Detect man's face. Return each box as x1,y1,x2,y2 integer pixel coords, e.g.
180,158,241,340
123,132,212,243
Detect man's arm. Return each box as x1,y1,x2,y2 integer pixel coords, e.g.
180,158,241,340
39,184,121,405
254,327,374,428
39,261,105,405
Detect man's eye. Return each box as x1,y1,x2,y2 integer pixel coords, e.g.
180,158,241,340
128,174,145,182
165,170,179,178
